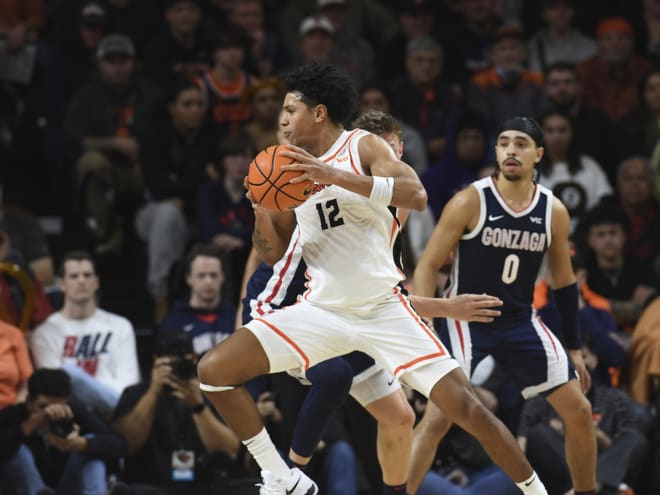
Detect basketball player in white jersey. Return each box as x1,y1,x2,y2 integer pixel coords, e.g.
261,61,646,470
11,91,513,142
197,63,548,495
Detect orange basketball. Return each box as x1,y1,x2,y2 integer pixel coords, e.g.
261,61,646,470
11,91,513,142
247,145,313,212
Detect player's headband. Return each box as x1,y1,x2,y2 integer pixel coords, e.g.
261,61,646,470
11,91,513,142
496,117,544,147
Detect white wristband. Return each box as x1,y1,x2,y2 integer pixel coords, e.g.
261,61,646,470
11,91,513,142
369,176,394,205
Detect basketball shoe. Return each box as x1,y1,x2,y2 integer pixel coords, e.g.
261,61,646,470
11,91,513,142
259,468,318,495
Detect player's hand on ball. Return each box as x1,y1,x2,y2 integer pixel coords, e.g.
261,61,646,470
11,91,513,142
280,145,339,184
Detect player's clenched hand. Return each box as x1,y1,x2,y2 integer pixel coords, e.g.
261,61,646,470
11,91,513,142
280,146,340,184
567,349,591,394
445,294,503,322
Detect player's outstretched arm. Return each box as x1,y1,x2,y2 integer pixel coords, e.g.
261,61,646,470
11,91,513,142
410,294,502,322
413,187,480,297
280,135,428,211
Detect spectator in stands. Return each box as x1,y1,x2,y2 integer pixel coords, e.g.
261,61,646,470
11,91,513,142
295,15,336,66
278,0,398,59
1,189,54,289
440,0,503,85
542,62,619,183
143,0,210,87
51,0,159,60
466,25,545,134
317,0,376,87
0,320,32,409
625,294,660,405
597,157,660,274
620,67,660,159
577,17,652,121
136,78,216,323
228,0,291,77
161,244,236,355
241,77,286,151
527,0,597,73
536,109,612,233
196,26,255,136
535,251,626,388
0,220,52,330
196,134,255,305
31,251,141,417
389,37,459,160
62,33,162,254
583,205,659,330
357,81,428,173
112,327,249,495
377,0,437,82
518,371,647,495
421,110,491,219
0,368,127,495
0,0,44,51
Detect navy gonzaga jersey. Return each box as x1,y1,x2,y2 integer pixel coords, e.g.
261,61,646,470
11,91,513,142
446,177,553,328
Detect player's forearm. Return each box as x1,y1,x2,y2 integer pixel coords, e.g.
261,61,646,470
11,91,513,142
252,210,289,265
332,171,427,210
409,295,447,318
413,261,439,298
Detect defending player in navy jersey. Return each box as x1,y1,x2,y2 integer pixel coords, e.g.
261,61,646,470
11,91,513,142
197,64,548,495
410,117,597,495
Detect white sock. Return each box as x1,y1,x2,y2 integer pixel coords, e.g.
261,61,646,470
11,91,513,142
516,471,548,495
242,427,289,477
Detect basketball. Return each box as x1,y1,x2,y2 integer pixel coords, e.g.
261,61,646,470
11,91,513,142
247,145,313,212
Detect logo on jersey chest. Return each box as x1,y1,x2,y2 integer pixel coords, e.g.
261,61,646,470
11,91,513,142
481,227,546,252
310,183,330,195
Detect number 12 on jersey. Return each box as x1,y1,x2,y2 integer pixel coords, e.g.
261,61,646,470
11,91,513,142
315,199,344,230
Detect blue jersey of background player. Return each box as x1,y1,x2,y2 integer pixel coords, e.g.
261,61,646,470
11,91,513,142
408,117,597,495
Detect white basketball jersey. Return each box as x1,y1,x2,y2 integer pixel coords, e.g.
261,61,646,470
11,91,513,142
294,129,403,310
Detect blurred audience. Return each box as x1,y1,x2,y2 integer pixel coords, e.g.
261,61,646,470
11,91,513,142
620,67,660,159
196,26,254,136
143,0,209,87
227,0,290,77
422,110,491,219
241,77,286,151
31,251,140,417
62,33,162,254
518,373,647,495
577,17,653,121
527,0,597,73
0,220,53,330
357,81,428,173
135,78,215,322
161,244,236,355
0,368,127,495
0,320,32,409
466,25,545,134
536,109,612,233
542,62,618,181
582,205,659,330
112,327,249,495
389,36,459,160
597,157,660,273
625,295,660,405
196,134,255,306
318,0,376,88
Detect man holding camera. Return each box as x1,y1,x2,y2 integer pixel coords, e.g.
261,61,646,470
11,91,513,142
0,368,127,495
112,327,255,495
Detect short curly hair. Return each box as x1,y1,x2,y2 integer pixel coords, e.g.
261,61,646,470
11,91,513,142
284,63,357,125
351,110,402,138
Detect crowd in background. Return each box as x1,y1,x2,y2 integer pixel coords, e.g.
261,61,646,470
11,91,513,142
0,0,660,494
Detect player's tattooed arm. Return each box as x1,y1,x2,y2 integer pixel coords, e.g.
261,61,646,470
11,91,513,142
252,229,272,258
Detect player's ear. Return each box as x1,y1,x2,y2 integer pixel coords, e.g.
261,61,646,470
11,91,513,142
314,104,327,122
535,145,544,164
